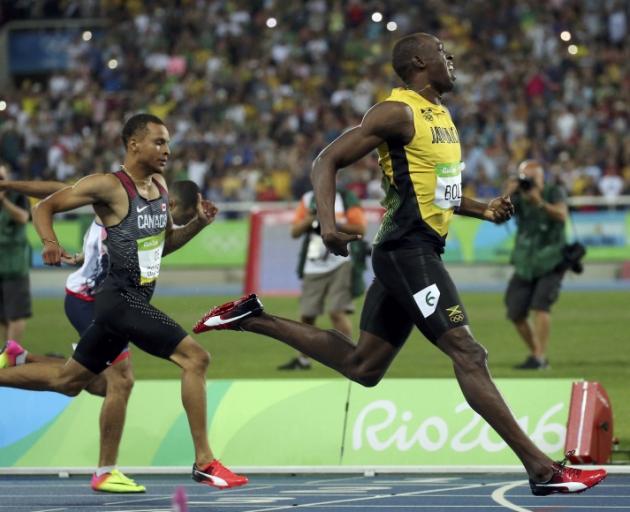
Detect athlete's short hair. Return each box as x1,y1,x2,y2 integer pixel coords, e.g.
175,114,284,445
170,180,199,208
392,34,423,84
121,113,166,149
392,32,433,83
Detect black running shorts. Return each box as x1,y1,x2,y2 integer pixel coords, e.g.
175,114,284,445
64,293,96,335
360,245,469,346
72,288,187,374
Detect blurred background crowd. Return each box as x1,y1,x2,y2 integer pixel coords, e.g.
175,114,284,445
0,0,628,203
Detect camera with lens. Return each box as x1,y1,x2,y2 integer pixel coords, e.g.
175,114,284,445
559,241,587,274
518,173,535,192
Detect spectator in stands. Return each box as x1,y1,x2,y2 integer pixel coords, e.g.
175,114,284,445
0,1,627,200
278,186,366,370
504,160,568,370
0,162,31,348
598,165,624,200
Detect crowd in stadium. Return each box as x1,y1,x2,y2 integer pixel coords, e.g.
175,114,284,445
0,0,628,202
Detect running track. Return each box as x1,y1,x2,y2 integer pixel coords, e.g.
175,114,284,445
0,473,627,512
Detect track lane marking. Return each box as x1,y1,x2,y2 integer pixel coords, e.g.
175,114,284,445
240,479,522,512
491,481,531,511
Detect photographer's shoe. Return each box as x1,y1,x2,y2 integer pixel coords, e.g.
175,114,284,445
193,294,263,333
514,355,548,370
277,356,312,371
529,452,607,495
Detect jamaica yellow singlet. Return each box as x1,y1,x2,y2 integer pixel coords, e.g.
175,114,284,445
374,87,463,251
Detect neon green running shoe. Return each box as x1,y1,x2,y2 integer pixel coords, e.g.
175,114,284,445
91,469,146,493
0,341,26,369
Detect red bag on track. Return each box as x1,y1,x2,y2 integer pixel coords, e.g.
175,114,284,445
565,381,613,464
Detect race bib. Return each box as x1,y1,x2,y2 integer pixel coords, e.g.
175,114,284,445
434,162,463,209
137,231,165,285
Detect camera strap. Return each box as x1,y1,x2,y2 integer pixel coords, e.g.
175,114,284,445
566,205,583,244
564,205,587,274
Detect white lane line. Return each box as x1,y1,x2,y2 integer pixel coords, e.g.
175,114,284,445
105,495,171,506
498,494,630,498
105,484,274,505
30,509,66,512
491,481,531,512
241,479,522,512
306,476,366,485
98,509,171,512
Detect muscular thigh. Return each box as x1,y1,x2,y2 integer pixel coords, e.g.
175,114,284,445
72,321,130,375
369,246,469,344
360,278,415,347
111,291,188,359
81,290,187,370
66,293,131,366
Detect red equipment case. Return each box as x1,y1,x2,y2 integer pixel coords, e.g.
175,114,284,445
565,381,613,464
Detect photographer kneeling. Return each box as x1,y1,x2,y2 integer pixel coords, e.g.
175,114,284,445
504,160,568,370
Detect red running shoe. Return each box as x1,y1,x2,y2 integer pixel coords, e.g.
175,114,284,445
529,451,607,496
193,294,263,333
192,459,248,489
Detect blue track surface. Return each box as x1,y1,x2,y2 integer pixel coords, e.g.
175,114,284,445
0,473,627,512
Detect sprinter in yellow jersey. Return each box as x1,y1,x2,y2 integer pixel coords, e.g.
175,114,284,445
196,33,606,496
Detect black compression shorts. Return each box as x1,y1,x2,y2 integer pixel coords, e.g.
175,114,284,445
72,288,187,374
360,245,469,346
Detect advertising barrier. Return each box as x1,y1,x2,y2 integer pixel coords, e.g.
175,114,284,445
0,379,572,468
25,210,629,269
26,218,248,268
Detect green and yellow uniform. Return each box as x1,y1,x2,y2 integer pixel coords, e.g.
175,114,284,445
361,88,469,346
375,87,463,252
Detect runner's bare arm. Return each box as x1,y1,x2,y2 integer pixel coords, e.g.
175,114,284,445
163,194,218,256
150,174,204,255
33,174,118,265
456,195,514,223
311,101,414,255
0,179,68,199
